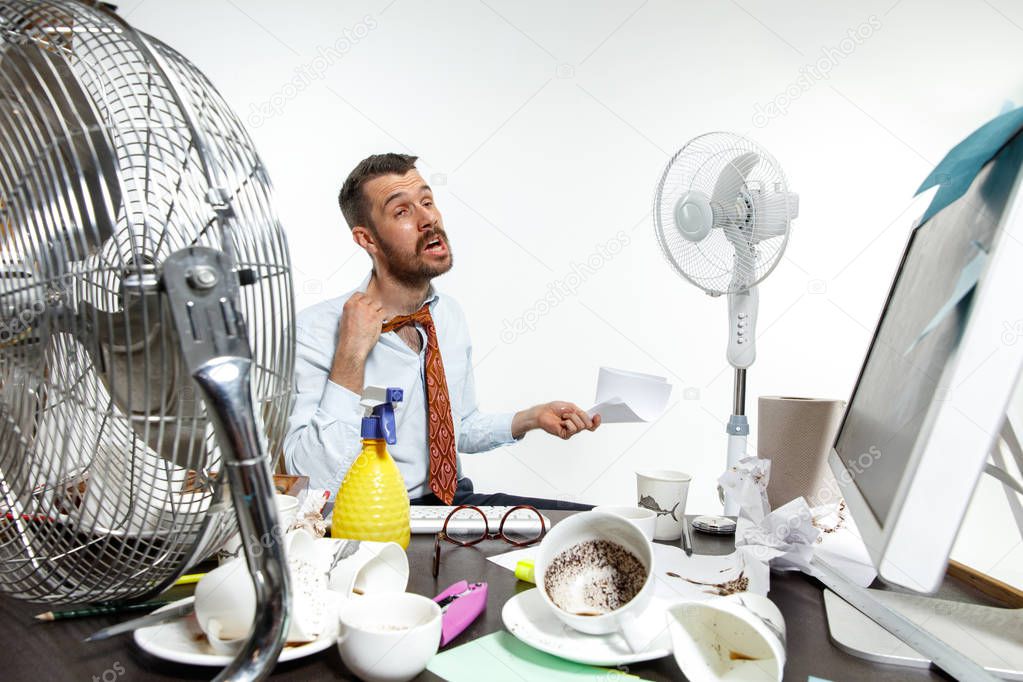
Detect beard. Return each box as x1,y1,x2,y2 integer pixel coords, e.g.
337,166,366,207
375,227,453,287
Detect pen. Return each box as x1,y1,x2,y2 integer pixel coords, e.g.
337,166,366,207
35,600,173,622
681,518,693,557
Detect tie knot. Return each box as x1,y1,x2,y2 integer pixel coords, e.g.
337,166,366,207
382,302,433,333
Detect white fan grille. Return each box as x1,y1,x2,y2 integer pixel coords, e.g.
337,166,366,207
654,132,792,295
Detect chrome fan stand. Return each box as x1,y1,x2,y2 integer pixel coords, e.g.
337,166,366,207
162,245,290,681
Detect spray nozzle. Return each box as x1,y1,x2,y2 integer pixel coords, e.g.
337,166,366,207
360,386,403,444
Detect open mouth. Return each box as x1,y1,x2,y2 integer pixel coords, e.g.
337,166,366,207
422,236,447,255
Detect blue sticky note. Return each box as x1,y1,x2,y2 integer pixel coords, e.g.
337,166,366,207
905,242,987,355
916,106,1023,224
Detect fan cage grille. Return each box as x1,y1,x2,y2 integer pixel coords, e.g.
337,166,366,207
0,0,294,604
653,131,793,295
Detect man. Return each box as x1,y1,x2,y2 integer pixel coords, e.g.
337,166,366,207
284,153,600,509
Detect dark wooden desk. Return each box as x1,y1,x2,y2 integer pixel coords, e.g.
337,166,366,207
0,512,956,681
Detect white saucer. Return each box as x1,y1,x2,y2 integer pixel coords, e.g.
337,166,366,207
501,588,672,666
134,597,335,666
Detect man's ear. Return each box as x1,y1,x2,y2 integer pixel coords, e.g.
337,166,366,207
351,225,376,253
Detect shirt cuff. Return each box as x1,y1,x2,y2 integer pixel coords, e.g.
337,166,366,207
493,412,518,445
320,380,362,422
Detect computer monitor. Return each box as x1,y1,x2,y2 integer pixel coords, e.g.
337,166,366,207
830,129,1023,593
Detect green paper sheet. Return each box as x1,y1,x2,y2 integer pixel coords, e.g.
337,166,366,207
426,631,648,682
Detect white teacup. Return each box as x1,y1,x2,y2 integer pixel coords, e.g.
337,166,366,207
666,593,787,681
337,592,442,682
311,538,409,597
534,511,654,640
592,505,657,541
195,529,340,652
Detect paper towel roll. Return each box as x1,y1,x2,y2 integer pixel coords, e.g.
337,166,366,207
757,396,845,509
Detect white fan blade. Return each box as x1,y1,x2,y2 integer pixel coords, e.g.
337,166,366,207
752,219,788,242
710,151,760,207
749,191,797,243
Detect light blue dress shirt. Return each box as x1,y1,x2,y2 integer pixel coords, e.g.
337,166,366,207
283,274,517,499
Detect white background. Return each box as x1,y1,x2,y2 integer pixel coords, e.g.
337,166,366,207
123,0,1023,586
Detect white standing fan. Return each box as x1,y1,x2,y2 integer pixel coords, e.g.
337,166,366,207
654,132,798,515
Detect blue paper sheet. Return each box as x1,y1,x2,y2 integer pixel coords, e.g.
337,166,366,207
915,107,1023,224
904,242,987,355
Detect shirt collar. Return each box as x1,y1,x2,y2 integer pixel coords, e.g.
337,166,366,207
357,271,439,309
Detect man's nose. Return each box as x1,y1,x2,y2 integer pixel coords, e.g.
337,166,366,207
416,205,438,229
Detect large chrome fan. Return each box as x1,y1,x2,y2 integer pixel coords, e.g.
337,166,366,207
0,1,295,678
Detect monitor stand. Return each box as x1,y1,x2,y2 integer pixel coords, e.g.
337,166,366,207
821,417,1023,680
823,583,1023,679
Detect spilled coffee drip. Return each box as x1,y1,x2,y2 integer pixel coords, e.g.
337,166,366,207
544,539,645,616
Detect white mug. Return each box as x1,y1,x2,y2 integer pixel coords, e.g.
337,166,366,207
533,511,654,646
666,593,786,681
592,505,657,541
195,529,340,652
336,592,442,682
636,469,691,541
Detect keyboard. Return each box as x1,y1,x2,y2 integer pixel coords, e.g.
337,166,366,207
408,505,551,535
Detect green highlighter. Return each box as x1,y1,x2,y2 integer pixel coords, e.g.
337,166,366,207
428,631,645,682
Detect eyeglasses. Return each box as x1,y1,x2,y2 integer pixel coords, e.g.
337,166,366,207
432,505,547,578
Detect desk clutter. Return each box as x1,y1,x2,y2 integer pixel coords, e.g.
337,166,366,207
70,471,832,682
32,449,878,682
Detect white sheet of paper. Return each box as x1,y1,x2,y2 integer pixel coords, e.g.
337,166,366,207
586,367,672,423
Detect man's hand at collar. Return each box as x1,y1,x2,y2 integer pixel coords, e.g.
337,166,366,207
511,402,601,440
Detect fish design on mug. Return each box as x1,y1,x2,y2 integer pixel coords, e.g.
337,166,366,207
638,495,679,521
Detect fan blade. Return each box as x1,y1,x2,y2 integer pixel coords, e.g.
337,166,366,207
710,151,760,207
0,44,122,255
752,219,788,242
749,191,797,244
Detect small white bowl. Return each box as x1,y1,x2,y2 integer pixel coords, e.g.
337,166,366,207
337,592,442,682
592,505,657,541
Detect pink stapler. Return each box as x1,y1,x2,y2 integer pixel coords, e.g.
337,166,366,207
432,580,487,647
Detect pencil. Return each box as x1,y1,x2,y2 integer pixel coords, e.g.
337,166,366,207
34,600,173,622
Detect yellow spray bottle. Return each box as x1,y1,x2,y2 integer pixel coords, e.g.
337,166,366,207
331,386,411,549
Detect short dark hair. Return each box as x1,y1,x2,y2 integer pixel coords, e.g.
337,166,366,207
338,153,419,230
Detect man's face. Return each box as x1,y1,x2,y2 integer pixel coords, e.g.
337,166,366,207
357,169,452,286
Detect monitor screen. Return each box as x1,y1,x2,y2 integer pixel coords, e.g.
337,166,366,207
834,136,1023,527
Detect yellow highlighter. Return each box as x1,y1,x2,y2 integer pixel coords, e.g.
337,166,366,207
515,558,535,584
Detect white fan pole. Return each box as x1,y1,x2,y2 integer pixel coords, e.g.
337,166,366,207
722,287,758,515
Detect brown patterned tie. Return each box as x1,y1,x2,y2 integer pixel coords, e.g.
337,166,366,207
382,303,458,504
